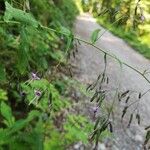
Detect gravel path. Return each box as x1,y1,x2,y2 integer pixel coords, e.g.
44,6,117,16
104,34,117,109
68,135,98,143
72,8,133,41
72,14,150,150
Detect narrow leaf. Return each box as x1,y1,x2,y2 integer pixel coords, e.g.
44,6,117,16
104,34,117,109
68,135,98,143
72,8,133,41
59,26,71,36
125,96,130,103
127,114,133,128
144,130,150,145
4,2,39,27
121,106,128,120
0,102,15,127
90,29,101,44
121,90,129,98
136,113,141,125
109,122,113,132
94,117,100,130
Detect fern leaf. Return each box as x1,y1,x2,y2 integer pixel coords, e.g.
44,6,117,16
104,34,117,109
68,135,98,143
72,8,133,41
4,2,39,28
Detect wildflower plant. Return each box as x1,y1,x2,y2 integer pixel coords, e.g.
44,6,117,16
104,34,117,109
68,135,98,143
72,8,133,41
0,1,150,149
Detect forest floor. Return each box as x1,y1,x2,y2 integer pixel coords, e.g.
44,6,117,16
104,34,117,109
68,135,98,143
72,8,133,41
71,13,150,150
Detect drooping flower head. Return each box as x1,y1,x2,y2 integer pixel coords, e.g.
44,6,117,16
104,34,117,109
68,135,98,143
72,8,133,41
93,106,99,114
34,90,42,97
31,72,40,80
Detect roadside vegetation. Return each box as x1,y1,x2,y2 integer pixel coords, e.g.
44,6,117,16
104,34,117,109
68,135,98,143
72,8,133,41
0,0,95,149
81,0,150,59
0,0,150,149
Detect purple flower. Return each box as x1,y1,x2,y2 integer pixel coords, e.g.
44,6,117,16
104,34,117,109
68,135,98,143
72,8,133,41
34,90,42,97
31,72,40,80
93,106,99,114
141,15,145,22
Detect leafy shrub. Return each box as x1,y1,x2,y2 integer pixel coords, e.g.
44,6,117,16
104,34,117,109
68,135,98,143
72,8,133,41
0,0,78,100
0,1,93,149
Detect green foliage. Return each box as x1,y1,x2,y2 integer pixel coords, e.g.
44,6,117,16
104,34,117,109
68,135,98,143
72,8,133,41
0,0,78,82
0,102,15,127
44,126,64,150
0,101,43,149
21,78,70,111
0,77,94,149
81,0,150,58
97,18,150,59
64,115,93,144
90,29,101,44
29,0,78,28
44,114,93,150
4,2,39,27
0,1,112,149
58,0,79,27
0,89,7,101
0,65,6,82
0,0,93,149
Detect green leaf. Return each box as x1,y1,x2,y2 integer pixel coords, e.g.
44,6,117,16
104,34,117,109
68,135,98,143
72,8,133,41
90,29,101,44
145,130,150,145
49,50,65,63
0,89,7,101
0,102,15,127
59,26,71,36
0,128,9,144
66,36,73,52
9,110,40,134
17,26,29,74
0,65,6,82
27,110,41,121
4,2,39,27
59,26,73,51
9,120,27,134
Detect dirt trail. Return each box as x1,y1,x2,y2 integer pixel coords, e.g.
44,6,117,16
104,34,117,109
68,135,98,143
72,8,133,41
73,14,150,150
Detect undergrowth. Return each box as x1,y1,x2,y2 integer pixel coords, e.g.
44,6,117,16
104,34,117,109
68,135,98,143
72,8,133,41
1,0,150,149
0,0,96,149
